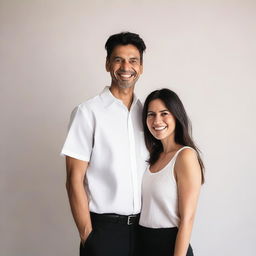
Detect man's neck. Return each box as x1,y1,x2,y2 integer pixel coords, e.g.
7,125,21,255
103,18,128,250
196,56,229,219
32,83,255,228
109,85,134,110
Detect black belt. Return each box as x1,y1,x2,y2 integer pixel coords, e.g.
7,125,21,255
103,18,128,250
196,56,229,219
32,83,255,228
90,212,139,225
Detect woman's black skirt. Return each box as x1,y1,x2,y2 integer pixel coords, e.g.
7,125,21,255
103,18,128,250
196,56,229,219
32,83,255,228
137,225,194,256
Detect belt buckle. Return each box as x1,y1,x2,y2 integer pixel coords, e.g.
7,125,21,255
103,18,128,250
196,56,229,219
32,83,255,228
127,215,135,225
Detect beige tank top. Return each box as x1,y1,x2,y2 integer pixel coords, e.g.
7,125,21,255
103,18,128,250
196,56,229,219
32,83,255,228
139,146,193,228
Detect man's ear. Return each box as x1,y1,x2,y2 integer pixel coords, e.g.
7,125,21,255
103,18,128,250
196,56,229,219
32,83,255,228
140,64,143,75
105,58,110,72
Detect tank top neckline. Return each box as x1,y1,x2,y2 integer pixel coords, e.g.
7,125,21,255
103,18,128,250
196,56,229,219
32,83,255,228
147,146,192,175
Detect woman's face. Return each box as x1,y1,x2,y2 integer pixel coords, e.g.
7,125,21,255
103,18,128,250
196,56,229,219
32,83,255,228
146,99,176,141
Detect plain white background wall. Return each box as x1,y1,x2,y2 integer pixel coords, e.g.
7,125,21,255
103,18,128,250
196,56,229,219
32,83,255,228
1,0,256,255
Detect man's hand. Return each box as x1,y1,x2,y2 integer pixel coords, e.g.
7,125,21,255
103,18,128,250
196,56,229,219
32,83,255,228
80,227,93,246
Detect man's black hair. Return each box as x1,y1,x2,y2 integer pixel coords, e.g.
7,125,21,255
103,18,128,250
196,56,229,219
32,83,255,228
105,32,146,63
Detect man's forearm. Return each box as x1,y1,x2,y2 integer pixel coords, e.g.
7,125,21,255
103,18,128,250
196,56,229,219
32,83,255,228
66,180,92,240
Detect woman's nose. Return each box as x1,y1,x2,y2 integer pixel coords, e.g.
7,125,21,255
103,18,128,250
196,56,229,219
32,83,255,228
153,115,162,124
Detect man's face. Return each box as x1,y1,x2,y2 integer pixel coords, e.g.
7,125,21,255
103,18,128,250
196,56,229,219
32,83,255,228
106,44,143,89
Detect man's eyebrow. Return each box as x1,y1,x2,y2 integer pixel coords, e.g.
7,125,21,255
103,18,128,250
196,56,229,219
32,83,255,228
112,56,140,61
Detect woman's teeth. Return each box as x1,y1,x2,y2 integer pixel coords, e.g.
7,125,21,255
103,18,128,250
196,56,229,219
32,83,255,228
154,126,166,131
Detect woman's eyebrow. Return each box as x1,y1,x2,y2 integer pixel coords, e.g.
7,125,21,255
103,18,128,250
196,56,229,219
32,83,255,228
147,109,169,113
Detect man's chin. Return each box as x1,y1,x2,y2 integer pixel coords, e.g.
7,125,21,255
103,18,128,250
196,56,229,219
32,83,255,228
117,82,135,89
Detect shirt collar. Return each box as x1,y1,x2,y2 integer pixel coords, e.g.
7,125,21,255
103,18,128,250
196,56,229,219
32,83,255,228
100,86,139,109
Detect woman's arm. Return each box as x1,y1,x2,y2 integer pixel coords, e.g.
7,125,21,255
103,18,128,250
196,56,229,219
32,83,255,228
174,148,202,256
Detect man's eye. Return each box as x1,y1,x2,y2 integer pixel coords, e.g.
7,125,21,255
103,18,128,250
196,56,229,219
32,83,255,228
115,58,121,63
162,112,169,116
130,59,138,64
147,113,154,117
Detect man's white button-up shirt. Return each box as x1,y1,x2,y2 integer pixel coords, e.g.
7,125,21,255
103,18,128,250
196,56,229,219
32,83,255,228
61,87,148,215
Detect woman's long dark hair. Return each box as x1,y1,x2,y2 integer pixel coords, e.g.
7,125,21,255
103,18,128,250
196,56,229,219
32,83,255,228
142,88,205,184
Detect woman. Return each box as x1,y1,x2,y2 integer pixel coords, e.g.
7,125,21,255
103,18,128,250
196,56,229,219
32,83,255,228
138,89,204,256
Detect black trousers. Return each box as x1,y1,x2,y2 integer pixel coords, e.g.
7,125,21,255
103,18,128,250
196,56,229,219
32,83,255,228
137,225,194,256
80,213,139,256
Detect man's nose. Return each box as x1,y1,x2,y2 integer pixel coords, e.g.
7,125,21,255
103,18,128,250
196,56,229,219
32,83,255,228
120,61,130,71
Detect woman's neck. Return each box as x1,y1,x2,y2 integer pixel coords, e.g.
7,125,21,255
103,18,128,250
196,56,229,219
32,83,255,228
161,136,181,154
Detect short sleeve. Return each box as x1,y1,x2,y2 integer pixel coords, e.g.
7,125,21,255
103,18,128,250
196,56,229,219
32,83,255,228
60,105,94,161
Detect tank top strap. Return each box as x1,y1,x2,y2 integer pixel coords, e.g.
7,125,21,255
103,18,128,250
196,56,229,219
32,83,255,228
172,146,194,164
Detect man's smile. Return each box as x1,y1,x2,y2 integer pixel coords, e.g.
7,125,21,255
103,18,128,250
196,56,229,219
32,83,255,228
116,72,135,80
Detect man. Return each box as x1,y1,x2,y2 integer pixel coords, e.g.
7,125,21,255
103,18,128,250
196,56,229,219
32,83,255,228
61,32,148,256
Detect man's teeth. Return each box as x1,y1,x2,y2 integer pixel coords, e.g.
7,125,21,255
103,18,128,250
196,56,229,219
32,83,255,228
154,126,166,131
120,74,132,78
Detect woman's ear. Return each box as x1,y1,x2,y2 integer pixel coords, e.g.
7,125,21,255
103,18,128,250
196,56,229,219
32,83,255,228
105,58,110,72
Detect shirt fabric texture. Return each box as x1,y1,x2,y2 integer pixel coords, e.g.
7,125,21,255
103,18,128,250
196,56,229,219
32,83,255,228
139,146,193,228
61,86,148,215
